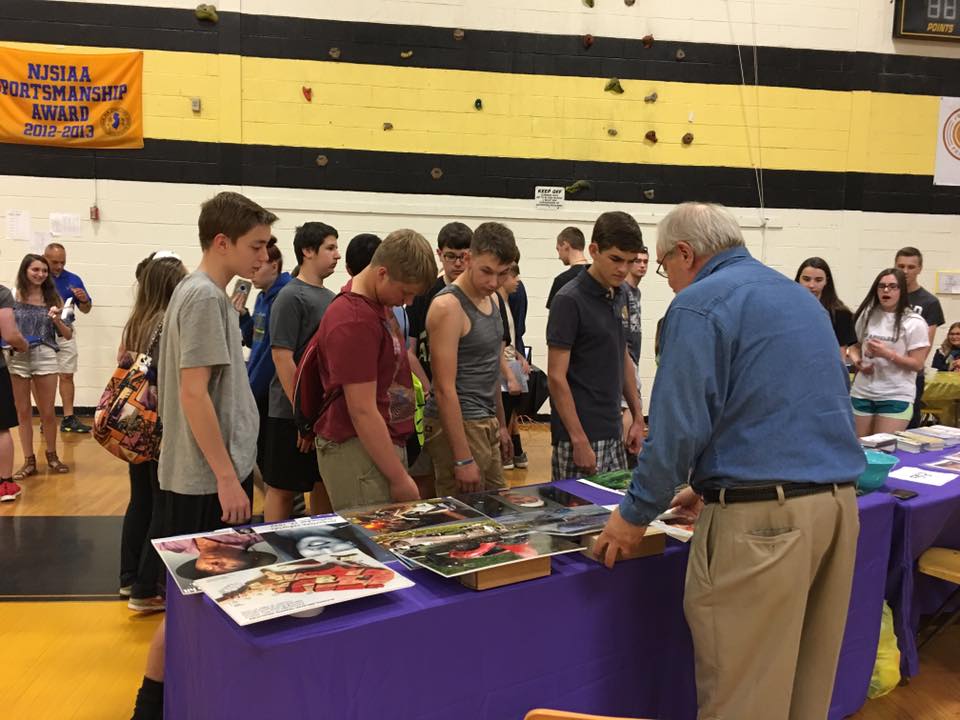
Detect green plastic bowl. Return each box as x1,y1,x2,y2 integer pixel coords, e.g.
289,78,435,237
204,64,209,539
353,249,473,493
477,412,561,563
857,449,898,493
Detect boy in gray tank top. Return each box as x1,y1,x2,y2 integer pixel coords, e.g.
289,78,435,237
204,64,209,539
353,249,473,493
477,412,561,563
423,222,518,496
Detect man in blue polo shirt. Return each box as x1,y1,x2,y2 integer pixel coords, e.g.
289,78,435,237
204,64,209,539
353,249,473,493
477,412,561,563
594,202,865,720
546,211,645,481
44,242,92,433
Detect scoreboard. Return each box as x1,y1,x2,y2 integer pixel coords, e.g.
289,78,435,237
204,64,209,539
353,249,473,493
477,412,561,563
894,0,960,41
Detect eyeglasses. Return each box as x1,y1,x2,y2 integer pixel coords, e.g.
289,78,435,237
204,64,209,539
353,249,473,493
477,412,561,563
877,283,900,291
442,252,468,264
655,249,675,279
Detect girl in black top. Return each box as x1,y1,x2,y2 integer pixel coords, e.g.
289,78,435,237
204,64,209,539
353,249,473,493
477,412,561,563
795,257,856,361
933,322,960,372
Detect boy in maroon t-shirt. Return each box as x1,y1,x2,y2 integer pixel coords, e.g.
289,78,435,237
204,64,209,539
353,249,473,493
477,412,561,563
314,230,438,510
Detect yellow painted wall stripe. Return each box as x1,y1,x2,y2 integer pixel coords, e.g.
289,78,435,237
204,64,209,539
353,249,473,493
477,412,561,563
2,42,940,176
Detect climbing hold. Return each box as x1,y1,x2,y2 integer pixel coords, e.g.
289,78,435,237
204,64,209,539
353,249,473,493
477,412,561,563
431,167,443,180
682,132,694,145
645,130,658,143
625,0,636,5
675,48,686,61
474,98,483,111
315,155,328,167
644,91,658,103
583,34,594,49
383,122,394,131
195,4,218,23
565,179,592,195
302,86,313,102
643,188,656,200
329,47,341,60
607,128,618,137
642,34,654,48
453,28,465,41
582,0,595,7
604,78,625,94
400,50,414,59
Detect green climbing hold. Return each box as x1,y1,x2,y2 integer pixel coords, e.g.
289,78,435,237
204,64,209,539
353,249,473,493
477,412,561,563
604,78,624,94
195,4,218,23
582,0,595,7
565,180,592,195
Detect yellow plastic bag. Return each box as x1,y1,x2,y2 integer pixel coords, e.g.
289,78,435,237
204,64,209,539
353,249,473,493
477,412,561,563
867,601,901,699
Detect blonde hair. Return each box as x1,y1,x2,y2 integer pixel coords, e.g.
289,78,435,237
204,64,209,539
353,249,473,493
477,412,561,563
371,229,438,291
942,321,960,355
122,257,188,353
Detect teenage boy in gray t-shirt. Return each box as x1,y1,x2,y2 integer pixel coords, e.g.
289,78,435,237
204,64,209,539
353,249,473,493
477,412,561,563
263,222,339,522
131,191,276,720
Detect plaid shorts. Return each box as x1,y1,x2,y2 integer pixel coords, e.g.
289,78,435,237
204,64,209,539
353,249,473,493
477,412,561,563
551,437,627,481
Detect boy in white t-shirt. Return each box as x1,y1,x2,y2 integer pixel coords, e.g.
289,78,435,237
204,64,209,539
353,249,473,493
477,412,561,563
848,268,929,437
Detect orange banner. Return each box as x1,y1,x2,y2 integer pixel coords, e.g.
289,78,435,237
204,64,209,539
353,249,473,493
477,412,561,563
0,46,143,149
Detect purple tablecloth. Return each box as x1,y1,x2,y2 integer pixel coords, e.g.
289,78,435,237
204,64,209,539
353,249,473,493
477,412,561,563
883,447,960,677
165,481,895,720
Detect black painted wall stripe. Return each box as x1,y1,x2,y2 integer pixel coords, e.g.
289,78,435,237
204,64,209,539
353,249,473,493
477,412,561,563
1,139,957,215
1,1,959,97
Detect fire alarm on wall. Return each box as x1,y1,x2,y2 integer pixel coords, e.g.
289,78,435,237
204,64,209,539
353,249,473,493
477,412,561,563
89,205,100,221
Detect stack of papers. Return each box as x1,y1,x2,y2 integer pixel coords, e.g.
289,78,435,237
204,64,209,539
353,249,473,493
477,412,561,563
860,433,899,452
911,426,960,448
895,431,945,453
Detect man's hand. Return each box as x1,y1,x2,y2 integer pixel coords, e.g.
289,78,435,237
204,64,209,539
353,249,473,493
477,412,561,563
390,474,421,502
518,355,531,376
507,375,522,396
593,508,648,569
454,462,482,493
625,420,644,455
669,486,704,524
498,427,514,463
572,439,597,476
297,433,314,453
71,287,90,304
217,477,251,525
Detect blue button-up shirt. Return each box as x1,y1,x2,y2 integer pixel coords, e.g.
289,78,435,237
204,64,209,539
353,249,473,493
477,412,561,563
619,246,865,526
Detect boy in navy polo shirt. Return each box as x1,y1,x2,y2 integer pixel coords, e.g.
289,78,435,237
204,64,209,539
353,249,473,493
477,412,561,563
546,212,645,480
44,242,92,433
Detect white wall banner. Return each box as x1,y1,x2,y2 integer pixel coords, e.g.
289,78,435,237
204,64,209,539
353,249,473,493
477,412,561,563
934,96,960,186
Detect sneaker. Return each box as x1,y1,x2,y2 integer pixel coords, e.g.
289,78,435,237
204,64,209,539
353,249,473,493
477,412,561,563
119,585,133,598
128,596,165,613
513,452,529,469
502,459,515,471
61,415,92,433
0,480,22,502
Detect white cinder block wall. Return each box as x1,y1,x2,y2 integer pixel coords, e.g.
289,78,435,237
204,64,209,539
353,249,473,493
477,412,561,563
2,177,958,408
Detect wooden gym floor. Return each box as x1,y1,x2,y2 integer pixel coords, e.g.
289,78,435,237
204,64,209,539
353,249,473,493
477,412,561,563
1,420,957,719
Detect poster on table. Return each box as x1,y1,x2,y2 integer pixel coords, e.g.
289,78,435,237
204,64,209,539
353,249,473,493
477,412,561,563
0,45,143,149
340,497,485,535
460,484,611,536
372,520,582,578
934,96,960,186
154,514,392,595
194,552,414,627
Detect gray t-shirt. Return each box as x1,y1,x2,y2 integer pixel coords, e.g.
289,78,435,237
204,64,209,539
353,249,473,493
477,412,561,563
0,285,14,370
157,271,259,495
623,282,642,364
267,278,335,419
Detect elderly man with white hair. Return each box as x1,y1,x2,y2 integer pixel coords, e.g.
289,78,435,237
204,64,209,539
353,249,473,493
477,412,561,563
595,202,865,720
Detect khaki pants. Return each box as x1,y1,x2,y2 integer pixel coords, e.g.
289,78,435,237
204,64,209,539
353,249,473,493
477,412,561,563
423,416,505,497
316,436,406,512
684,484,859,720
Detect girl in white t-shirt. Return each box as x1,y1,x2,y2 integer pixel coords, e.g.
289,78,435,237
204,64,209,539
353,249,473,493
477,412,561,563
848,268,929,437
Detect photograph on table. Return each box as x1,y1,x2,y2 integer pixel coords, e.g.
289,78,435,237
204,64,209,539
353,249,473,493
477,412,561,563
341,498,484,535
194,552,415,626
925,458,960,473
155,515,392,595
374,520,582,578
154,527,289,595
576,469,633,495
459,485,611,536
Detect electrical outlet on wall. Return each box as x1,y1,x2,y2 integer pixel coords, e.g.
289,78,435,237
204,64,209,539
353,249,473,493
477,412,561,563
191,97,201,113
